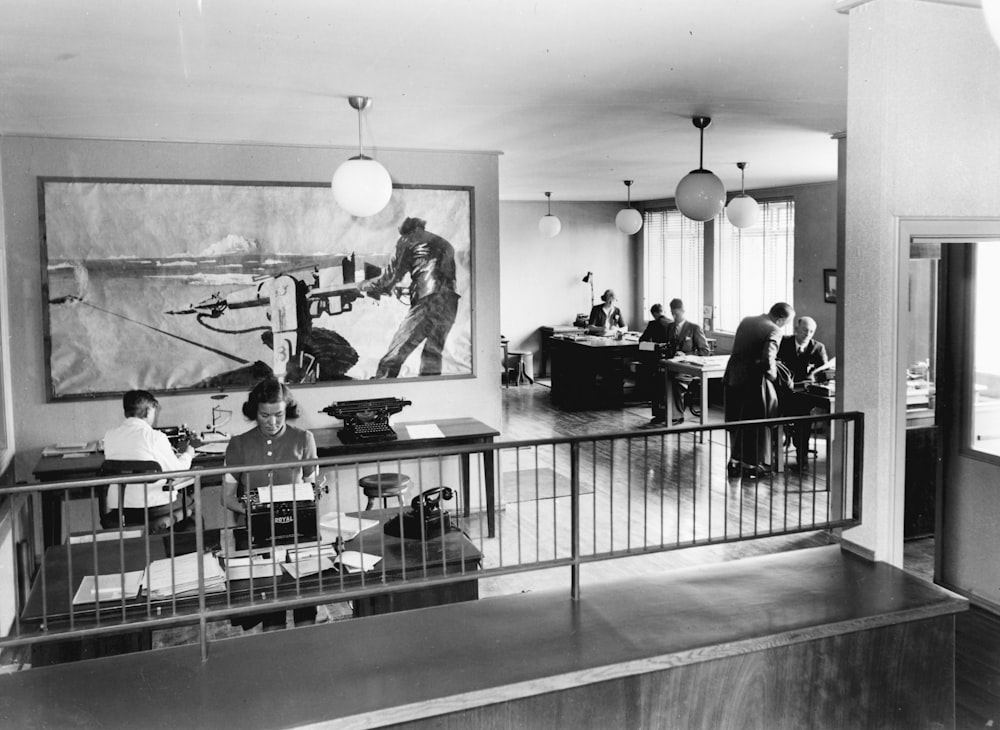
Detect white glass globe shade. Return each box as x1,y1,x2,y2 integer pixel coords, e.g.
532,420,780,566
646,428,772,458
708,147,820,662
985,0,1000,52
675,169,726,222
615,207,643,235
538,214,562,237
331,156,393,217
726,194,760,229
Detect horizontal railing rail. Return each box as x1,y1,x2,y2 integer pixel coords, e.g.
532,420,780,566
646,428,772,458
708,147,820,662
0,411,863,665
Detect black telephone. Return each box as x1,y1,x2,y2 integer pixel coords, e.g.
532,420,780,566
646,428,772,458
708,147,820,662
384,487,455,540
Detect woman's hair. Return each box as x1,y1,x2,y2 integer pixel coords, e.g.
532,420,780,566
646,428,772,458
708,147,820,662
241,377,300,420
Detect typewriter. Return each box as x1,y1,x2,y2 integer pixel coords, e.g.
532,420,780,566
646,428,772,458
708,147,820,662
321,397,412,443
235,482,321,550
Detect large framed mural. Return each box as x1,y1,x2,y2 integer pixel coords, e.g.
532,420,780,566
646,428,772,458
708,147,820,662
39,178,475,400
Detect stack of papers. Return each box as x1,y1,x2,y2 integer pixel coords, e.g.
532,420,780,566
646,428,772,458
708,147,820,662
72,571,144,605
141,551,227,599
224,552,286,580
42,441,100,457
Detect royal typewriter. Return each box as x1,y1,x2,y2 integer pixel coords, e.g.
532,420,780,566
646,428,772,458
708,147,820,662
321,397,412,443
235,482,321,550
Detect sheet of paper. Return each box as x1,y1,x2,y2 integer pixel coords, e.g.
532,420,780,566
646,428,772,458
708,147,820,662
73,570,144,605
256,482,313,504
405,424,445,439
318,513,380,542
335,551,382,573
195,442,228,454
282,556,335,579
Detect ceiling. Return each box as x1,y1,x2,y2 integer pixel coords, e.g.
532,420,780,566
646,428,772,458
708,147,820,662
0,0,850,202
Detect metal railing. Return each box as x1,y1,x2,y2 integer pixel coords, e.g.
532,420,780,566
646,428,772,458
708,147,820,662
0,411,862,665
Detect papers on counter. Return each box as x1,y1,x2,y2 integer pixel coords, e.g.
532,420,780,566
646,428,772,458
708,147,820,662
42,441,101,457
405,424,445,439
141,551,226,599
195,442,228,454
72,571,144,605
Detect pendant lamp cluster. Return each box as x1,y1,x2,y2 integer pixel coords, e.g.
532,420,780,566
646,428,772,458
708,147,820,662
675,115,760,229
538,191,562,237
331,96,393,218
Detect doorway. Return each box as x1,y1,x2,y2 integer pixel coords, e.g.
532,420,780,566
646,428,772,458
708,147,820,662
900,222,1000,609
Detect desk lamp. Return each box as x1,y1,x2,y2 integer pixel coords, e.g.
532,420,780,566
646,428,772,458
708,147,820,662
206,393,231,437
582,271,594,306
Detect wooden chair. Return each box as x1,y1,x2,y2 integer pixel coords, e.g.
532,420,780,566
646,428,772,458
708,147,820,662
96,460,190,533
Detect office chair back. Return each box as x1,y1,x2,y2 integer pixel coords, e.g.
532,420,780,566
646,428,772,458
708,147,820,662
96,459,186,532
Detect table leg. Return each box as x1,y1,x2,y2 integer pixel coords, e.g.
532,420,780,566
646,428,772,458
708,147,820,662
483,448,496,538
664,369,678,425
460,446,496,539
42,491,62,549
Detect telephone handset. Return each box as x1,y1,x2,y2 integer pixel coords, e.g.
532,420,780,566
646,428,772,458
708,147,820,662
384,486,455,540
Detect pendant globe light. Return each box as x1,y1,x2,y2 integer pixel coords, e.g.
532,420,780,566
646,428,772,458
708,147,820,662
331,96,393,217
615,180,643,235
675,116,726,222
539,191,562,237
725,162,760,229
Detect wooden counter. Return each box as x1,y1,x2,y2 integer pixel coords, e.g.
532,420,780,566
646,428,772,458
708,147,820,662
0,545,966,729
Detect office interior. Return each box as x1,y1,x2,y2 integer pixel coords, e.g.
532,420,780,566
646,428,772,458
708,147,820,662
1,0,1000,725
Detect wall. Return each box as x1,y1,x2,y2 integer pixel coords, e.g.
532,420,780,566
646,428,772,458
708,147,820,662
842,0,1000,581
0,137,501,480
499,200,638,371
638,181,839,357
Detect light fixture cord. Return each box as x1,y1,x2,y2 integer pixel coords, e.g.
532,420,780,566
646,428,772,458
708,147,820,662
356,106,365,159
740,166,746,195
698,127,705,170
546,192,552,215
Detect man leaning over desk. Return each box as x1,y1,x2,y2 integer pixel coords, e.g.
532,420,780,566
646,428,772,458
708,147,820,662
102,390,195,524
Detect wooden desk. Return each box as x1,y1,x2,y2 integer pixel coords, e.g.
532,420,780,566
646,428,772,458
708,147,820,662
21,510,481,666
539,325,584,378
663,355,730,428
29,417,499,546
548,335,639,410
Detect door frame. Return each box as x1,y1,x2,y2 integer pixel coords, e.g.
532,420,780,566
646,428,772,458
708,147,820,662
897,217,1000,587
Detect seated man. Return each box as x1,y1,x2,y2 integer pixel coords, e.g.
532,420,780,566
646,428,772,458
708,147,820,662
776,316,829,471
660,298,710,425
638,303,670,408
102,390,195,528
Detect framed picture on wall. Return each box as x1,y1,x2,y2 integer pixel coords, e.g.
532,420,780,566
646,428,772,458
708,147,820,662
38,177,476,401
823,269,838,304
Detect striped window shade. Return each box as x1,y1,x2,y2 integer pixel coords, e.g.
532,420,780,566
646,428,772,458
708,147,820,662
642,209,704,322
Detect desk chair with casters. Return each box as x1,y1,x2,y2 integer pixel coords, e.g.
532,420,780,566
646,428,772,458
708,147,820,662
97,460,192,533
359,472,412,510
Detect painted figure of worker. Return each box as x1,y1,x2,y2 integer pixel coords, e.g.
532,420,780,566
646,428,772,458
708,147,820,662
359,216,460,378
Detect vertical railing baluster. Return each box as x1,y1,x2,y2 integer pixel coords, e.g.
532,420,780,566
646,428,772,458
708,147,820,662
570,441,580,601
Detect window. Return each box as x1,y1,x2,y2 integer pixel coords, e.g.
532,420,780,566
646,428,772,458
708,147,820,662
714,200,795,332
642,209,704,322
970,242,1000,457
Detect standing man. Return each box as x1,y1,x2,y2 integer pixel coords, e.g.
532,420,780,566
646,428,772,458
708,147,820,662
776,316,829,472
662,298,711,425
722,302,795,479
102,390,195,523
359,216,460,378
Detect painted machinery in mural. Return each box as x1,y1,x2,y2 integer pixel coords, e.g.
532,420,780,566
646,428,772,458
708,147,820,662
167,254,399,385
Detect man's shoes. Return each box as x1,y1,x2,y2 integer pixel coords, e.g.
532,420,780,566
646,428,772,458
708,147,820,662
727,460,742,479
743,463,774,480
795,461,810,474
671,416,685,426
650,416,666,425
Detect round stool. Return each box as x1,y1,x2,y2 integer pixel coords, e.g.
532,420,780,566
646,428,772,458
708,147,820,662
359,473,412,510
507,350,535,385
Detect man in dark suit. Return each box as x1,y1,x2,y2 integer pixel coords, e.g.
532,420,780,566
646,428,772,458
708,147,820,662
723,302,795,479
639,303,670,420
661,298,710,425
776,316,829,471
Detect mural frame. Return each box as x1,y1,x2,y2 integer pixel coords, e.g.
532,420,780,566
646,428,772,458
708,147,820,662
38,177,476,401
